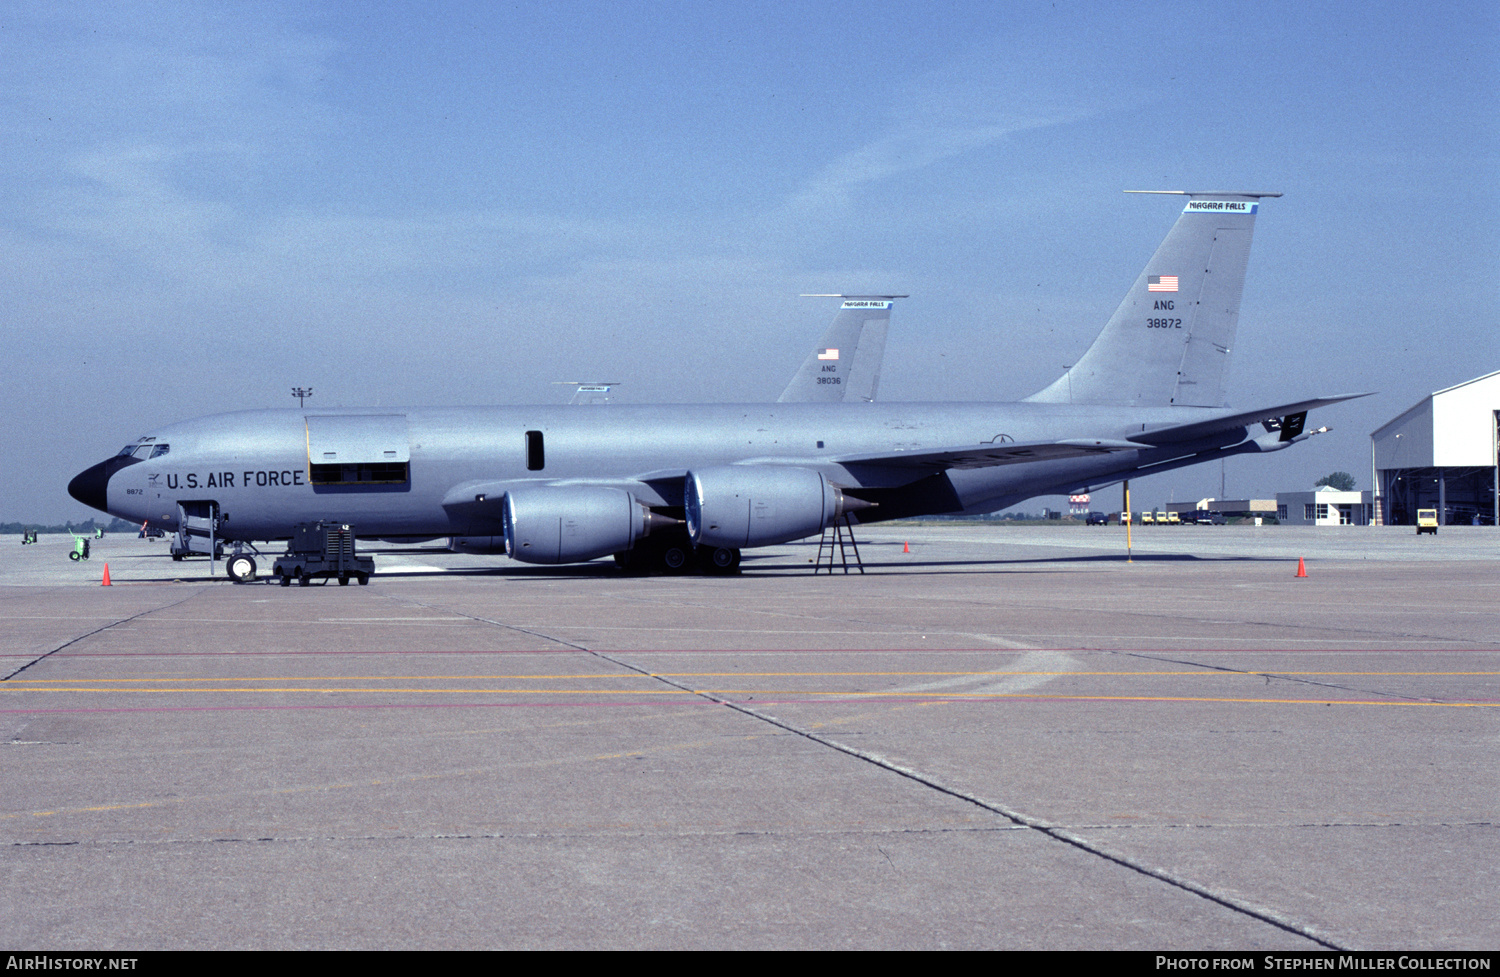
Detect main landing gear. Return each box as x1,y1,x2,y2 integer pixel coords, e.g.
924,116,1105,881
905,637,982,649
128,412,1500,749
696,545,741,574
613,541,741,575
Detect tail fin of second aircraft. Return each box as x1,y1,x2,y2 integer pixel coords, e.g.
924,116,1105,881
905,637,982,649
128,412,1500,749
778,295,906,403
1025,192,1279,408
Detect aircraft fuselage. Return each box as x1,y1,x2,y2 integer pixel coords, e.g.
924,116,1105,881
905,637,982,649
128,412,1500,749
75,401,1253,541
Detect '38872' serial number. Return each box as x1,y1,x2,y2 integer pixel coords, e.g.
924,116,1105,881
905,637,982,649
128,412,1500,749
1147,318,1182,328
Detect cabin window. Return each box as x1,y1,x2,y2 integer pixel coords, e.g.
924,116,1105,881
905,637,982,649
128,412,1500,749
149,444,170,458
526,430,545,471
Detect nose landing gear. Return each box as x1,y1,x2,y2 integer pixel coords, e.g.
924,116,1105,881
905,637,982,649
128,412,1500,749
225,554,257,583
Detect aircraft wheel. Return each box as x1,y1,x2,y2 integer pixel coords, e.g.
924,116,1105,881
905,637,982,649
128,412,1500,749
226,555,256,583
698,547,741,574
661,545,690,574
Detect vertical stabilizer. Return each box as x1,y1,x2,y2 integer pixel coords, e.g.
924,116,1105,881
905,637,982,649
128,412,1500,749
778,295,905,403
1025,192,1278,407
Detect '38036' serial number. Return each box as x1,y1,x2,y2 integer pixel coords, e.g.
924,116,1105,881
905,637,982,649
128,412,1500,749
1147,318,1182,328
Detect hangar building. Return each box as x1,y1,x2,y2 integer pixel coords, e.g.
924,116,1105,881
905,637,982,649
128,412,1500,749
1370,370,1499,526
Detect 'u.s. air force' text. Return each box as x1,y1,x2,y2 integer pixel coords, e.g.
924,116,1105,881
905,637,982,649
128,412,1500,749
156,470,307,490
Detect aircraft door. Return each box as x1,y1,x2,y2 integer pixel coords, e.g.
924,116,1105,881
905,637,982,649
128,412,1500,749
305,414,410,486
172,500,222,569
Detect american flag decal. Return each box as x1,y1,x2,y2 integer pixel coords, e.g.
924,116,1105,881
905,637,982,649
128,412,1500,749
817,348,839,360
1147,275,1179,292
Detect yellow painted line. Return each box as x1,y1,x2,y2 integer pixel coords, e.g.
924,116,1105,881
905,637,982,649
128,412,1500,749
655,670,1500,678
38,800,173,816
11,670,1500,685
9,674,654,684
4,686,696,694
5,729,772,822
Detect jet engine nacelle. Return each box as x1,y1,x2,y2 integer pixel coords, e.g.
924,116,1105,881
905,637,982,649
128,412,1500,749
502,485,668,564
686,466,855,549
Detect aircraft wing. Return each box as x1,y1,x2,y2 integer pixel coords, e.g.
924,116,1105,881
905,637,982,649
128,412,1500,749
1130,393,1372,444
833,437,1145,474
828,394,1371,481
441,475,683,515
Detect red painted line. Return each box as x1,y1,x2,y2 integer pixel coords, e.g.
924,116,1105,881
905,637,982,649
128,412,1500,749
0,699,721,716
30,648,598,658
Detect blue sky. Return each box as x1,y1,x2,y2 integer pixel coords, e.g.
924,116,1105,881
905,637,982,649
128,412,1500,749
5,0,1496,520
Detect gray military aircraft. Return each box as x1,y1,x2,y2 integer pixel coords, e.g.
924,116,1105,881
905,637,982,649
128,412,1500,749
69,191,1361,580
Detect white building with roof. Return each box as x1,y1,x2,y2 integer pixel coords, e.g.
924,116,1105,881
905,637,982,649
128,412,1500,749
1276,486,1375,526
1370,371,1499,526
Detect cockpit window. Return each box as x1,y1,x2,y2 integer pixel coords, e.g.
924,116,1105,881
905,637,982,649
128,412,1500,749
116,441,166,460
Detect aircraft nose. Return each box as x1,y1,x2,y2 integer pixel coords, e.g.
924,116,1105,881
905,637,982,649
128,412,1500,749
68,459,116,513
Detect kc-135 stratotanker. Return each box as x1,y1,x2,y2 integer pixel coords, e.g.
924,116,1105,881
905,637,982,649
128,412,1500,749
69,192,1363,581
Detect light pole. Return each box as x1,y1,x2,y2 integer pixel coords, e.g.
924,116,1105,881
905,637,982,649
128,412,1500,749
292,387,313,408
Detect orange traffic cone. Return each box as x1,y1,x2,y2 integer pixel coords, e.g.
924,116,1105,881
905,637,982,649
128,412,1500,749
903,541,910,553
101,563,112,586
1295,557,1306,578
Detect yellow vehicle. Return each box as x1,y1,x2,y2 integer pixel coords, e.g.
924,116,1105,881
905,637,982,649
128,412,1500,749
1140,511,1154,525
1164,511,1181,525
1416,509,1438,535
